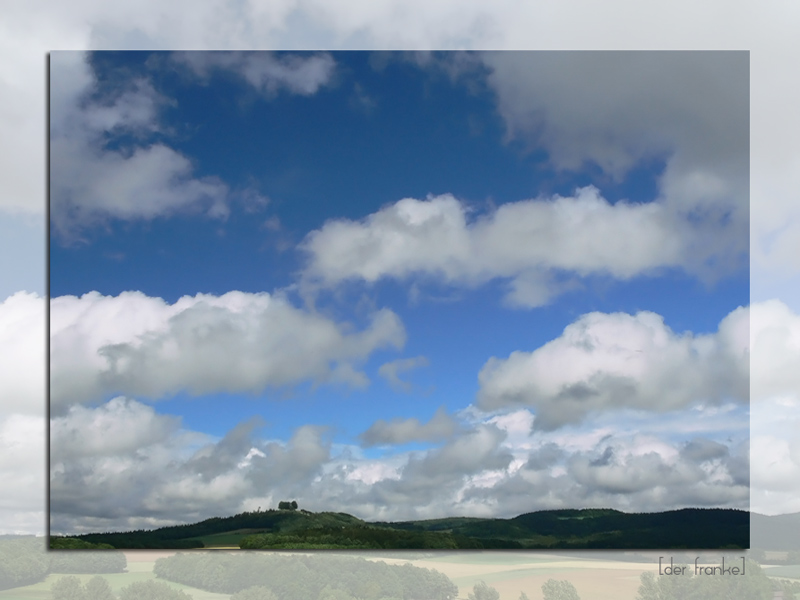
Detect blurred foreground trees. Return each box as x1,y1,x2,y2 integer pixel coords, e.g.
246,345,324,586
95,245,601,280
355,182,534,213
468,581,500,600
0,536,125,592
50,575,115,600
153,552,458,599
541,579,581,600
635,559,800,600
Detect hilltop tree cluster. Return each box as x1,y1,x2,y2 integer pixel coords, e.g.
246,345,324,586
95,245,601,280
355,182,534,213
278,500,299,510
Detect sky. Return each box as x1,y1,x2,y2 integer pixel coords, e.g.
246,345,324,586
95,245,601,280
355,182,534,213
0,1,799,544
44,50,755,535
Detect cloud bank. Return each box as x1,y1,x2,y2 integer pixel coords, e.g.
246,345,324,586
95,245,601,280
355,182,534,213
359,406,457,447
50,399,749,533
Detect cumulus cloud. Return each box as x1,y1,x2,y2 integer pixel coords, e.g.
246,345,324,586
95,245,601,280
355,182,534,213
50,51,317,241
172,51,336,96
0,292,45,416
0,414,45,534
751,395,800,515
49,51,232,239
248,425,332,487
377,355,429,392
301,52,748,301
479,52,747,179
462,435,749,516
51,396,181,460
318,425,749,521
524,442,565,471
49,400,333,533
359,406,457,447
300,186,721,307
740,298,800,514
750,299,800,401
476,305,749,429
49,290,405,411
316,424,515,521
481,52,749,286
50,393,752,532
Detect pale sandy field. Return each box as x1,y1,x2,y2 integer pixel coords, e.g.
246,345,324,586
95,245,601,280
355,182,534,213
119,550,669,600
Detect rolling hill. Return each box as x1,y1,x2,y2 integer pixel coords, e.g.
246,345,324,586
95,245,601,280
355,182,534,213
51,506,750,550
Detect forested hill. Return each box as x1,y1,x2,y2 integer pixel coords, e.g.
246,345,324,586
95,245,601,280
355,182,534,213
56,509,366,549
54,507,750,550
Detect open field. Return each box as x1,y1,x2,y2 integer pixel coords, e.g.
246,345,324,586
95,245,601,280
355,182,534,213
0,554,652,600
3,550,795,600
763,565,800,580
0,571,230,600
407,554,659,600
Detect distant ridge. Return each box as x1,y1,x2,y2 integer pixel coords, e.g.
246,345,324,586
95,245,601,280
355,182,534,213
750,511,800,550
52,506,751,550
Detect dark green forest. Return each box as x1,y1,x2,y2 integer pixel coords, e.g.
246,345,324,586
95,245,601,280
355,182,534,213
57,507,749,550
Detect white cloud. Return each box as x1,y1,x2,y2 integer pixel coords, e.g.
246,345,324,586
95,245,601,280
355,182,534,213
248,425,332,488
51,396,181,460
325,423,749,521
50,396,751,532
750,395,800,515
301,186,730,307
50,404,334,533
377,355,429,392
49,290,405,411
0,292,45,416
753,433,799,492
750,299,800,402
737,298,800,513
437,52,753,289
48,50,336,240
172,51,336,96
0,414,45,534
477,306,749,429
49,52,233,240
300,52,749,304
359,406,457,447
313,424,516,521
480,52,747,182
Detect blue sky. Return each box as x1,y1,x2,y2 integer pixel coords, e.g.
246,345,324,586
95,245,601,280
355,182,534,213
49,51,751,534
